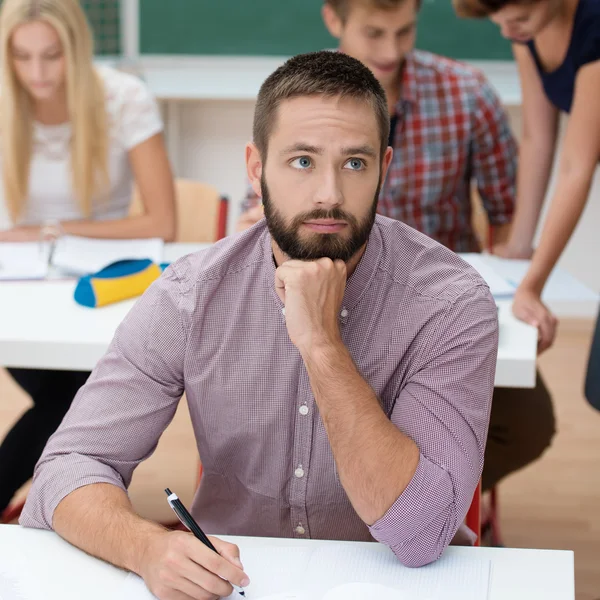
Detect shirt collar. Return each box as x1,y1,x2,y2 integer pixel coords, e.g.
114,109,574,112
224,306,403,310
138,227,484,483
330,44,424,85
260,218,384,318
397,51,420,111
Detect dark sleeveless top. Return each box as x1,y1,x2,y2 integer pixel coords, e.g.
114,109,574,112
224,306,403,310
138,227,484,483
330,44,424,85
527,0,600,113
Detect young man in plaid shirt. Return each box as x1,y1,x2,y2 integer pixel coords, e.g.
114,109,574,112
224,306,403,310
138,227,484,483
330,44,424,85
239,0,555,507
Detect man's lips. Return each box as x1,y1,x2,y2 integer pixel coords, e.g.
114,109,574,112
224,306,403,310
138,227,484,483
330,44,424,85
303,220,348,233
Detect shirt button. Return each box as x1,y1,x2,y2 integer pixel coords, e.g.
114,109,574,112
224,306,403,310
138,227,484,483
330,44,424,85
281,307,286,316
340,308,349,318
295,525,306,535
294,466,305,478
299,405,309,416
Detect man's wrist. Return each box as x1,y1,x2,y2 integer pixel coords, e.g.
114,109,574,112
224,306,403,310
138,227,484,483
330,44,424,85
300,338,349,369
125,521,167,575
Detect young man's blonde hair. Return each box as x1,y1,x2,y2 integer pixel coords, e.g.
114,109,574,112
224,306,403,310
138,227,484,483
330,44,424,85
0,0,109,223
325,0,420,20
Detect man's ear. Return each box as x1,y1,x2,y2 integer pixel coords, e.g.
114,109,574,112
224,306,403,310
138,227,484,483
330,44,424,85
381,146,393,182
245,142,263,199
322,3,344,39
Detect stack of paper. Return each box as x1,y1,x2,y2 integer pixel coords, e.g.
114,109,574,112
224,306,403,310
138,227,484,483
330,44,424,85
0,242,51,280
51,235,164,275
460,253,515,298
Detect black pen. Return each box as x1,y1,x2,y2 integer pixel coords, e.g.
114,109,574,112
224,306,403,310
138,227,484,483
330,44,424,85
165,488,246,597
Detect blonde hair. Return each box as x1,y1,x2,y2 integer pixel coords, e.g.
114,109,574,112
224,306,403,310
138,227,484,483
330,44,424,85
0,0,108,222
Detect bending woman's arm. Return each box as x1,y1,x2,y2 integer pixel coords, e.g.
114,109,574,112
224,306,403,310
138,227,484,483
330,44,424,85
494,44,559,258
513,60,600,351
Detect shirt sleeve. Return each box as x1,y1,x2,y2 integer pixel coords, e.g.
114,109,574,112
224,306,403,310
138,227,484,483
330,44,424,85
240,181,261,213
19,264,188,530
470,75,517,229
118,73,164,151
368,284,498,567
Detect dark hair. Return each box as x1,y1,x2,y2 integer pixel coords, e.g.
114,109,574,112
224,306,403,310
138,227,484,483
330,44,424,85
325,0,421,21
453,0,539,18
253,51,390,161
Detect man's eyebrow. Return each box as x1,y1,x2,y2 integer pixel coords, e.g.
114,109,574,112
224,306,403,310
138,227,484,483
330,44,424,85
280,143,323,155
341,145,377,158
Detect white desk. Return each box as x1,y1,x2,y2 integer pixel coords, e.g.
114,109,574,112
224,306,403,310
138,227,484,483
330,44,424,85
0,525,575,600
0,245,537,387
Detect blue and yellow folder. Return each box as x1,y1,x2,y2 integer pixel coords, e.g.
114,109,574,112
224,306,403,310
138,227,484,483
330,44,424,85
74,259,168,308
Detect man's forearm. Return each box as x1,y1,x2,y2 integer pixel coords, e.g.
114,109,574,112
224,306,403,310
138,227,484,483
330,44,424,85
490,223,511,246
302,343,419,525
53,483,165,574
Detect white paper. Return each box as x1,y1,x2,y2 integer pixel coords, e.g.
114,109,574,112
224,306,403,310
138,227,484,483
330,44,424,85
0,242,50,280
483,255,599,303
461,253,515,298
118,573,157,599
51,235,164,275
117,546,489,600
230,544,488,600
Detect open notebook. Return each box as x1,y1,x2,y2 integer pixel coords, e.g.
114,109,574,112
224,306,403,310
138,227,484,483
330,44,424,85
0,236,164,280
0,242,52,280
119,544,491,600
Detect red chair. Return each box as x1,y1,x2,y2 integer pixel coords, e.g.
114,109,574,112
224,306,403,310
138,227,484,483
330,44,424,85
0,499,26,524
465,481,482,547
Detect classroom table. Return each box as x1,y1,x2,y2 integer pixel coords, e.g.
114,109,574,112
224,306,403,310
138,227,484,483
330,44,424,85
0,243,539,387
0,525,575,600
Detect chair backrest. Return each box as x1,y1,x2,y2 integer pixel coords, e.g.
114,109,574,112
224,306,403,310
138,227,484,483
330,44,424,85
130,179,228,243
465,480,482,546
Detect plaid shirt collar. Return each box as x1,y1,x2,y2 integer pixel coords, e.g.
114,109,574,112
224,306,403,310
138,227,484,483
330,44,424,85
396,51,420,112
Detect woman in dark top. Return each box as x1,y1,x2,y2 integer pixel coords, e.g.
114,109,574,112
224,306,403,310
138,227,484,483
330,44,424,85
455,0,600,409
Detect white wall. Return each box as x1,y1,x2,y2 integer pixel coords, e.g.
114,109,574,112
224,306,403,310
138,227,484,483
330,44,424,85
167,100,599,294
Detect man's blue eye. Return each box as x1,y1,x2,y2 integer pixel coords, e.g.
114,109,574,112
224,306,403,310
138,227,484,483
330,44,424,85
292,157,312,169
345,158,365,170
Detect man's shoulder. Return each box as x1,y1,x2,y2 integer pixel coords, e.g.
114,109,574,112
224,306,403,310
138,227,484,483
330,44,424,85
411,50,491,92
374,216,490,305
164,223,268,295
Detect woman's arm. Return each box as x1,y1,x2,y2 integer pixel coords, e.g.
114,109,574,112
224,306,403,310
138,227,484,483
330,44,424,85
513,60,600,351
0,133,177,242
494,44,559,258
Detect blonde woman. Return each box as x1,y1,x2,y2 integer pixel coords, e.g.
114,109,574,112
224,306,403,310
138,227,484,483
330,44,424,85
0,0,176,516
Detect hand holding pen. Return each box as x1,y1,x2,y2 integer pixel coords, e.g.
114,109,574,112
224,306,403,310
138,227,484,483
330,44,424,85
136,489,249,599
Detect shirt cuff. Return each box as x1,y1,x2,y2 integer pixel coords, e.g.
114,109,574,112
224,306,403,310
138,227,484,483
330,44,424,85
368,453,457,566
19,455,127,531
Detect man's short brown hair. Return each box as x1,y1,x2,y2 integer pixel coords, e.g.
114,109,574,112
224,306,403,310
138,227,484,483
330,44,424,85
253,51,390,162
325,0,420,21
453,0,538,18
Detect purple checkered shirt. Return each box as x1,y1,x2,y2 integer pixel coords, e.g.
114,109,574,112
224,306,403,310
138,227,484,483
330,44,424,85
21,216,498,568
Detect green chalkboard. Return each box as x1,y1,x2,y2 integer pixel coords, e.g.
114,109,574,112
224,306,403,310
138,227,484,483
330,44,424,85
139,0,512,60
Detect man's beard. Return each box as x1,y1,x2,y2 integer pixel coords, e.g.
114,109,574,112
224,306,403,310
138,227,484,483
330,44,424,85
261,175,380,262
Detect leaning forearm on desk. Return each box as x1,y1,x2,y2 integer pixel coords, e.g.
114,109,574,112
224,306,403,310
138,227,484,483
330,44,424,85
521,169,594,293
59,213,176,241
490,222,511,245
302,343,420,526
52,483,165,574
507,136,556,250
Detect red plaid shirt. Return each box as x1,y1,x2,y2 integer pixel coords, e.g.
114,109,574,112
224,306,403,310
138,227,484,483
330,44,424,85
243,50,516,253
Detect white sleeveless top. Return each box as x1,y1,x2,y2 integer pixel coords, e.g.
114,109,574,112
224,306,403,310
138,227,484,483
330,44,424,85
0,66,163,230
